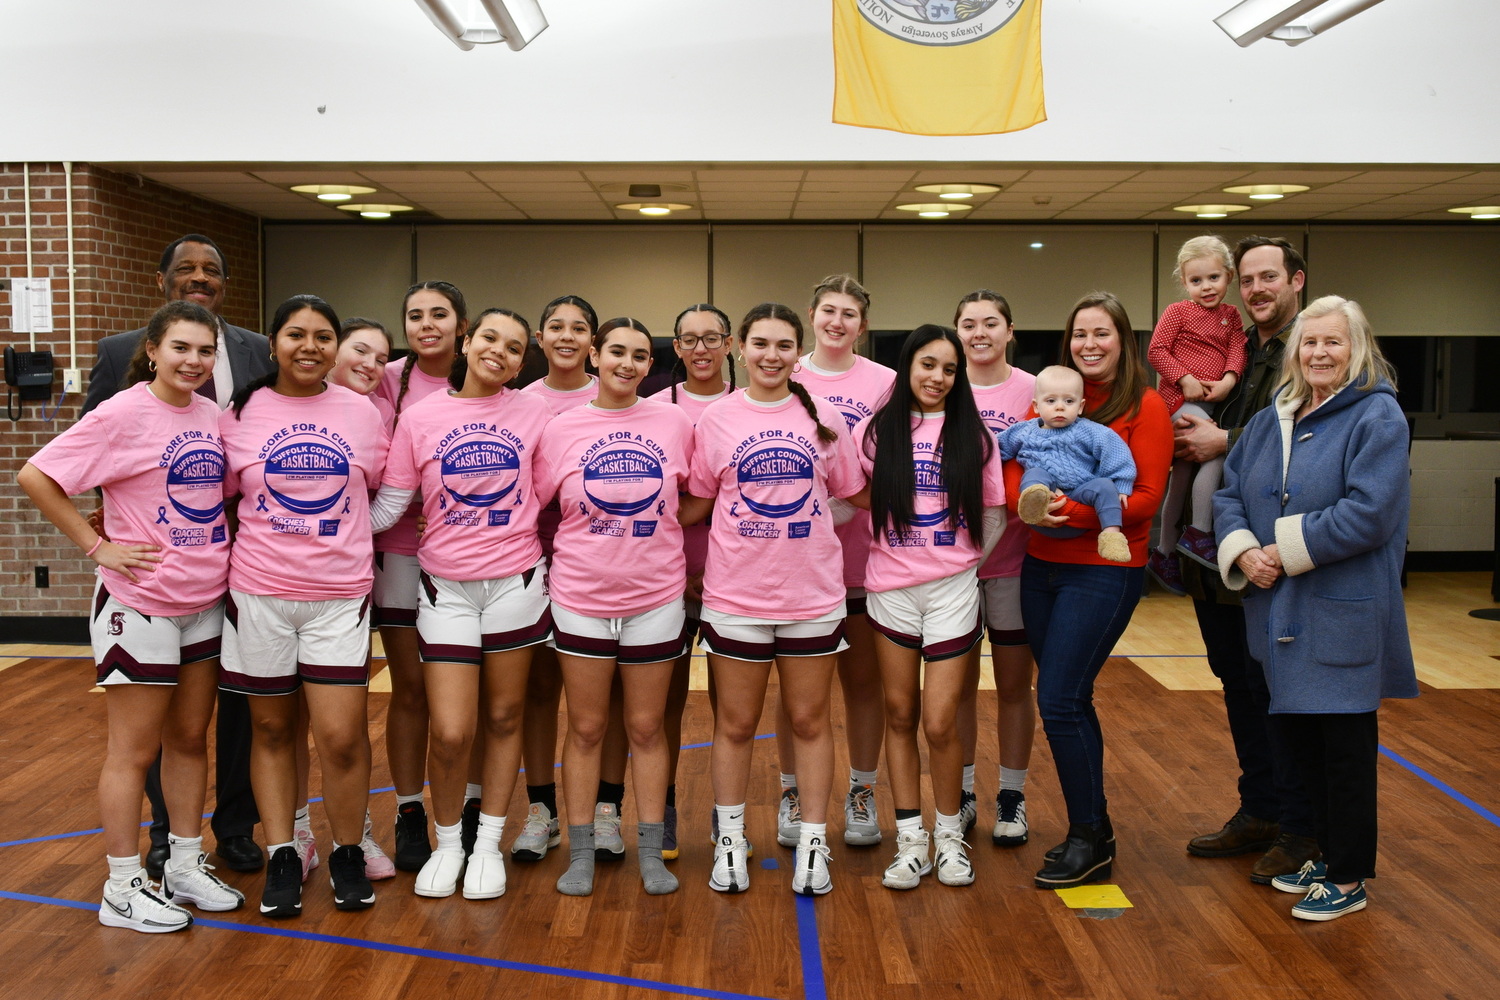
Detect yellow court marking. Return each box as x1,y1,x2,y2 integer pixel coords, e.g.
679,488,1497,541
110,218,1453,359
1054,884,1133,909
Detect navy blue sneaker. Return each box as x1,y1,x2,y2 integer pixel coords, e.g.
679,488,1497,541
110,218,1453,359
1271,860,1327,894
1292,880,1366,921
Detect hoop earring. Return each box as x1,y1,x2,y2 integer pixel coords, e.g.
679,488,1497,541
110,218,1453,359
735,353,745,366
792,362,802,374
148,360,157,372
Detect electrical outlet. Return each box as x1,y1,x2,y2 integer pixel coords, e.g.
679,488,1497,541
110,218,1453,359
63,368,82,394
35,566,49,588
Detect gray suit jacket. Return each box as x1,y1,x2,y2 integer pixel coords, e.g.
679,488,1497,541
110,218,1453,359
82,321,274,415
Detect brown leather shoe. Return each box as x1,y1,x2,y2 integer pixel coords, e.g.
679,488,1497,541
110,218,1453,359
1249,833,1322,884
1186,812,1279,857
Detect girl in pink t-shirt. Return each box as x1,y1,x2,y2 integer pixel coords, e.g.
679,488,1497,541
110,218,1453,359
217,295,389,919
647,303,737,860
513,295,606,867
683,302,864,897
535,317,695,898
372,282,468,875
785,274,896,854
858,325,1006,892
370,307,552,902
20,301,240,932
955,288,1039,849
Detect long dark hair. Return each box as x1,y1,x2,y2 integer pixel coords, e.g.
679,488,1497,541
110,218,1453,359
449,307,533,391
865,325,991,546
1060,291,1149,427
739,302,838,445
124,301,218,387
668,303,736,403
394,281,467,427
229,294,340,418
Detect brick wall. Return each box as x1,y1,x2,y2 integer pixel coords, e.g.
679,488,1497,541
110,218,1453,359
1,162,260,622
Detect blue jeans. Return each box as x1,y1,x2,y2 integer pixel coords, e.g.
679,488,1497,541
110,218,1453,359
1020,555,1143,826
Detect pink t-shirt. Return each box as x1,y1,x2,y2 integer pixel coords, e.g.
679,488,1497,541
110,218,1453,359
534,399,695,617
971,368,1037,580
382,388,551,583
688,391,864,620
523,375,599,556
855,412,1006,594
220,385,388,600
30,382,228,616
647,383,736,578
795,355,896,590
374,359,453,556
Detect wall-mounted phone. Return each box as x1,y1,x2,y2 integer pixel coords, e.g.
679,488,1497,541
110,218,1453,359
6,345,55,420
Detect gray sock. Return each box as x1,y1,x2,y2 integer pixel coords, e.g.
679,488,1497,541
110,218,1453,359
637,822,679,895
557,824,596,896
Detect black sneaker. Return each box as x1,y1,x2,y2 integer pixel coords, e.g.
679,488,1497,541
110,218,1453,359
329,844,375,911
394,801,432,872
460,797,481,858
259,846,302,919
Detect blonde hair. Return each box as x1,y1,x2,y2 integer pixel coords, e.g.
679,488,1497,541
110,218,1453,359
1276,295,1397,404
1175,235,1234,285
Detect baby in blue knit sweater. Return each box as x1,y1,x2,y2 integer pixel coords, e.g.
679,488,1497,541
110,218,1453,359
998,366,1136,562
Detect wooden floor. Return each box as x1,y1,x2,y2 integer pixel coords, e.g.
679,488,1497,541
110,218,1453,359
2,572,1498,1000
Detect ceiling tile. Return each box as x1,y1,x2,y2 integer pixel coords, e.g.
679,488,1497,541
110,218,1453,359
911,169,1027,183
1351,170,1471,183
697,181,802,192
470,169,587,183
1019,169,1140,182
585,169,697,182
694,169,805,181
803,169,917,182
360,170,480,183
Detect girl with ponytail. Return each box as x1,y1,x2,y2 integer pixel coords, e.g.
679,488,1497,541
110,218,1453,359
680,302,862,898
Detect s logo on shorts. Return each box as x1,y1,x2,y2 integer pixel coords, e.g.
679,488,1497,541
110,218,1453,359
108,612,125,636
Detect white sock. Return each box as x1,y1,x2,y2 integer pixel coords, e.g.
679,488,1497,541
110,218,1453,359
850,767,877,789
434,821,463,853
396,792,424,808
464,783,483,801
475,812,505,855
962,764,976,795
999,766,1028,793
166,834,202,871
934,811,962,836
780,773,798,791
293,806,311,833
896,814,924,837
106,854,143,886
715,803,746,840
267,839,295,854
799,822,828,849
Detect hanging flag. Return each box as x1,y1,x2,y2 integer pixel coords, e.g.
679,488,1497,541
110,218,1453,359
833,0,1046,136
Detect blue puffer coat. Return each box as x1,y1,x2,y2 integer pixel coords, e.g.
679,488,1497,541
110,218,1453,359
1213,377,1418,714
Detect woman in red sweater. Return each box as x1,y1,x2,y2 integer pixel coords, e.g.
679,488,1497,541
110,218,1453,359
1006,291,1172,889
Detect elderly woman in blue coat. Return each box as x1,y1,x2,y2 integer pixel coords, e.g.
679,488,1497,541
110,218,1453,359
1213,295,1418,923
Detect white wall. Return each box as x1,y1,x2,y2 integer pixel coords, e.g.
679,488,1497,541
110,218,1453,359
5,1,1499,164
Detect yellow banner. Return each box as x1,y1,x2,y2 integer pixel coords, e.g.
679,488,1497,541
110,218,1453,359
833,0,1046,136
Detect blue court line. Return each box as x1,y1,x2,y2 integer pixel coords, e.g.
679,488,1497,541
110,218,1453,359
793,896,827,1000
1379,745,1500,828
0,888,776,1000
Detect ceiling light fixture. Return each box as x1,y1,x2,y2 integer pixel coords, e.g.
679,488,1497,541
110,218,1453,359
896,202,974,219
615,202,692,217
1214,0,1385,47
337,203,415,220
1029,242,1044,249
291,184,377,202
1223,183,1310,201
1173,204,1252,219
914,183,1002,201
413,0,548,51
1449,206,1500,220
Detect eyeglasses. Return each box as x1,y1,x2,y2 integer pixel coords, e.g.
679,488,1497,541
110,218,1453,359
675,333,726,349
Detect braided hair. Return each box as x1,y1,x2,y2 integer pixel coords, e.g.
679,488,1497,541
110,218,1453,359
668,303,735,403
230,294,340,419
393,281,467,428
738,302,837,445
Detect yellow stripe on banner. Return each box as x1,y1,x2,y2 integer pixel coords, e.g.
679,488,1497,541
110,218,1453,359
833,0,1046,136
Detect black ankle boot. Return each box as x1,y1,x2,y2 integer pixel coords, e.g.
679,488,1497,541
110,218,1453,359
1044,813,1115,863
1035,822,1112,888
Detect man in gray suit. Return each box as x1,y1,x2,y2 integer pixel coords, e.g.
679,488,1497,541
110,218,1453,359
84,234,274,877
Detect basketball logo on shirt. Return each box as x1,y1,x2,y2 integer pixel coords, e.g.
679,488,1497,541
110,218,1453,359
910,458,950,527
263,430,351,516
583,444,664,517
439,431,521,508
736,442,815,518
165,446,226,524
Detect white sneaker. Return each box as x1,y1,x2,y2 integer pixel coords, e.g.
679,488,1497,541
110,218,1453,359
511,802,561,861
163,853,246,911
792,836,833,896
413,847,465,898
463,850,507,900
294,827,319,883
99,873,192,933
933,828,975,887
776,788,801,848
882,829,932,890
992,790,1028,847
709,835,750,893
958,791,978,836
593,802,625,861
360,832,397,880
843,784,882,846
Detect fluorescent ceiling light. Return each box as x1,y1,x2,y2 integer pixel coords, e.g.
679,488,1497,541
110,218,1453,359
1214,0,1384,47
1269,0,1387,44
1449,206,1500,220
1173,204,1251,219
914,183,1001,200
337,203,415,220
291,184,377,202
1029,242,1044,249
1223,183,1310,201
896,203,974,219
413,0,548,52
615,202,692,217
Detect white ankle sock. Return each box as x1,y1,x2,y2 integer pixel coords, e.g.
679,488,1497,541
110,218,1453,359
396,792,424,808
293,806,311,833
106,854,143,886
464,783,482,801
896,814,924,837
934,811,962,836
715,803,746,839
961,764,975,795
999,767,1028,793
850,768,877,788
434,821,462,853
475,812,505,855
780,773,797,791
799,822,828,849
166,834,202,871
